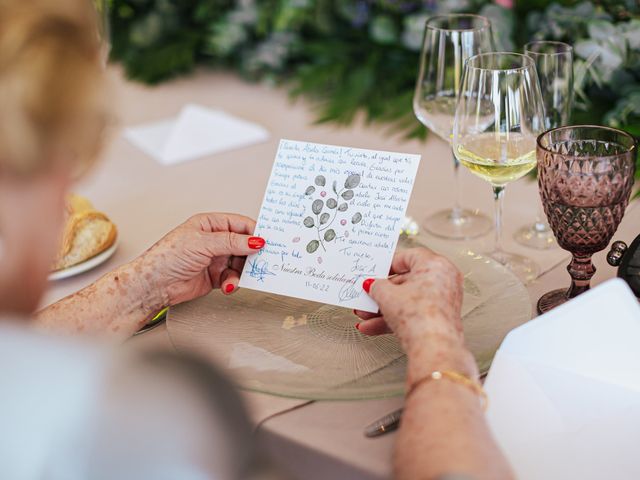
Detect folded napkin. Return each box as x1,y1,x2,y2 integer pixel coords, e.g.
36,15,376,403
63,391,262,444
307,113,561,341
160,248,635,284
485,279,640,480
124,104,269,165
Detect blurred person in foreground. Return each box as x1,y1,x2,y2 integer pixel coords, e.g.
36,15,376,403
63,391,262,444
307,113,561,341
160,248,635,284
0,0,513,479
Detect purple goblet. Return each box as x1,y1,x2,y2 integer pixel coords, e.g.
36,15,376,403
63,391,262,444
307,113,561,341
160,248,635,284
537,125,637,313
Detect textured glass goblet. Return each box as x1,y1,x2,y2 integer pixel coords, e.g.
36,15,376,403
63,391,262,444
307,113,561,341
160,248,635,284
537,125,637,313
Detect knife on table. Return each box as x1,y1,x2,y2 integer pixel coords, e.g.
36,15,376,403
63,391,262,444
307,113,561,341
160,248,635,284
364,408,404,438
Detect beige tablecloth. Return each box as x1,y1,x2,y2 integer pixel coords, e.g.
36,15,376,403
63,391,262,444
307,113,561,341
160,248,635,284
41,66,639,480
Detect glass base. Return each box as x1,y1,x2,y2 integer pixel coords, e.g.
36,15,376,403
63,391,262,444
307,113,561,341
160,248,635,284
514,223,556,250
423,208,492,240
489,250,540,284
537,288,569,314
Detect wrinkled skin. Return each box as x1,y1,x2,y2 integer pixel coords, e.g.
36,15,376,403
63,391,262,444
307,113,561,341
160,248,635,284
137,213,259,306
355,247,464,354
34,212,264,339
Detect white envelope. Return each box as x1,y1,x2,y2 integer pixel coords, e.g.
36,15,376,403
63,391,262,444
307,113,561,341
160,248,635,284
124,104,269,165
485,279,640,480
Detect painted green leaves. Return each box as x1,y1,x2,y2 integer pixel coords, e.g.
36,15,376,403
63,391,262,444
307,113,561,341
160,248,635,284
312,199,324,214
306,240,320,253
302,172,364,256
345,174,360,189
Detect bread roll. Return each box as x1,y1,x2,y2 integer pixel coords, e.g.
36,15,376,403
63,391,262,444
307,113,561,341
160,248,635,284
66,193,93,214
52,195,117,271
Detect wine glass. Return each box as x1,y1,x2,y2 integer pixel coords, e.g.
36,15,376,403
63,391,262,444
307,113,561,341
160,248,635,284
537,125,637,313
413,14,494,239
92,0,110,64
515,41,574,250
453,52,546,283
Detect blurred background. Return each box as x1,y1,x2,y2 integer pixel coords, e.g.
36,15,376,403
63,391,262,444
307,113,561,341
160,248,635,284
109,0,640,136
106,0,640,147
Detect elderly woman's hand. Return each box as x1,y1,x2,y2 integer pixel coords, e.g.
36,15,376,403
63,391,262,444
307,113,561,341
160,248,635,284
134,213,265,307
356,248,512,480
355,247,465,355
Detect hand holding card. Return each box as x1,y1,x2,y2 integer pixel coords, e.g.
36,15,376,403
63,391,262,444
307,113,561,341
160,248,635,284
239,139,421,312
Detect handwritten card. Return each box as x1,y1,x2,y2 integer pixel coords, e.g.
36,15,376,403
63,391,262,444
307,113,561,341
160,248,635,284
239,139,421,312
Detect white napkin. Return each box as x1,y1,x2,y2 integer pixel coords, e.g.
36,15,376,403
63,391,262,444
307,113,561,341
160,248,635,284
124,104,269,165
485,278,640,480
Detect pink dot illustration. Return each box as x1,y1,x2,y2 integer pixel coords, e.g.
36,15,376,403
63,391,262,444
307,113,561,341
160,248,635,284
340,219,347,226
317,256,323,264
320,191,327,197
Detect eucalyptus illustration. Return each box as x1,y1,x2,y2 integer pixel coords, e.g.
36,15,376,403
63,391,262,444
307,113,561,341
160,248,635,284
302,173,363,255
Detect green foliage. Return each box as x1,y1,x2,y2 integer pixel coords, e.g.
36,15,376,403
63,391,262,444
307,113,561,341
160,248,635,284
109,0,639,177
526,2,640,130
521,1,640,196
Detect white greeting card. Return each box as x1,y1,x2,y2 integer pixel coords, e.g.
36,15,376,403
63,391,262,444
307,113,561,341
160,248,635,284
239,139,421,312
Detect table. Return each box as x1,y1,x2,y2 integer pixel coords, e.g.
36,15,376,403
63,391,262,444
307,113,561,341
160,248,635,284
42,67,640,480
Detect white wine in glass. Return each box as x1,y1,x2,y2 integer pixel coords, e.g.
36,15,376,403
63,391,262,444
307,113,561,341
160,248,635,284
413,14,494,240
454,53,546,283
456,132,537,185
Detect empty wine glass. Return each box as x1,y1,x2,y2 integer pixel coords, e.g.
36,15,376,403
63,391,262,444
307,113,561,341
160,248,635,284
453,52,546,283
537,125,637,313
413,14,494,239
92,0,110,64
515,41,574,250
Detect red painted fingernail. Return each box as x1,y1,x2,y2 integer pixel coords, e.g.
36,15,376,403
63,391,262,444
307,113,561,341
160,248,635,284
225,283,235,294
248,236,265,249
355,323,361,331
362,278,375,294
353,309,358,315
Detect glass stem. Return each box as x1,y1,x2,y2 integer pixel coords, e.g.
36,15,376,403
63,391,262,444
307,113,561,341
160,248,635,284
566,254,596,298
534,198,548,233
451,149,463,222
492,185,505,253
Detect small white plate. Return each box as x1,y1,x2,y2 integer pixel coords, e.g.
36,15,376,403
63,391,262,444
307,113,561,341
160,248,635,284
49,241,118,281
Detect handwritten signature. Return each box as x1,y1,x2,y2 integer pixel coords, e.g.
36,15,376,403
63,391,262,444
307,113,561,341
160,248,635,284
248,259,276,283
338,274,367,302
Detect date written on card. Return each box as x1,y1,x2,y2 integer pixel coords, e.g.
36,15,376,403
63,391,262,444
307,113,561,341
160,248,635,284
239,139,421,312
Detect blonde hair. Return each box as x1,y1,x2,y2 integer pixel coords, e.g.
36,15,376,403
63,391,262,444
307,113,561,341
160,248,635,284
0,0,108,177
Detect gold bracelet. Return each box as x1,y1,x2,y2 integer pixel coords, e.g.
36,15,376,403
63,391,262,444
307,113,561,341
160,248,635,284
407,370,488,410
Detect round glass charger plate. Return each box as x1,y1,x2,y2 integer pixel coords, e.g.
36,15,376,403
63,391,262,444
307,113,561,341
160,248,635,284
166,236,532,401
